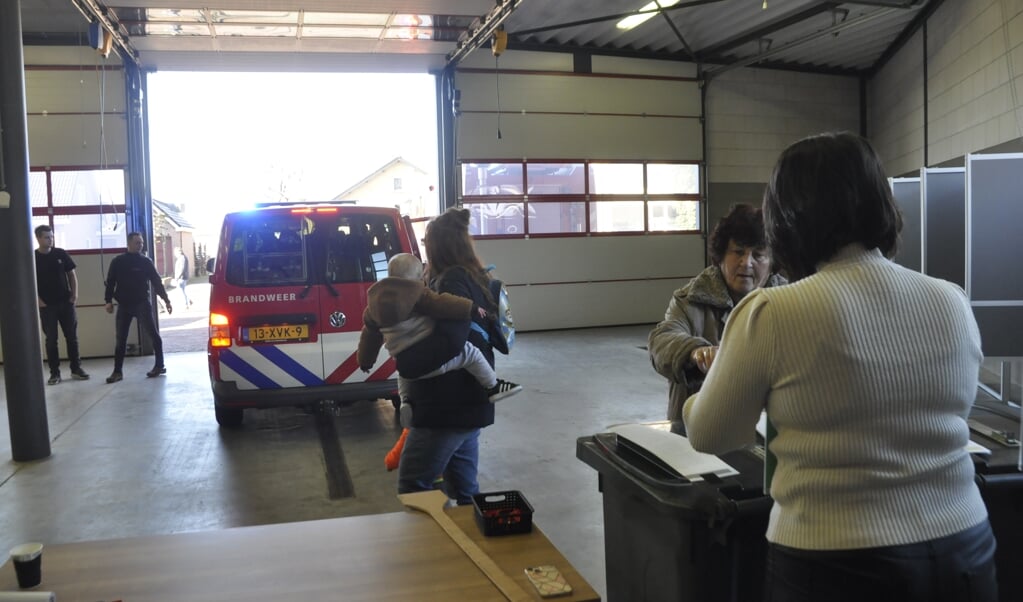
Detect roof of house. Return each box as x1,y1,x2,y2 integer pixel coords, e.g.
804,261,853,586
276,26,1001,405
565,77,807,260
153,198,195,230
333,157,427,201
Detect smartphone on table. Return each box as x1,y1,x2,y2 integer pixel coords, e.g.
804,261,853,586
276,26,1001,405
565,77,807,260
524,565,572,598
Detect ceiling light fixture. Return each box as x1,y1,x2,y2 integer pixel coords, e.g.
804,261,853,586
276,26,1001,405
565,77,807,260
616,0,680,31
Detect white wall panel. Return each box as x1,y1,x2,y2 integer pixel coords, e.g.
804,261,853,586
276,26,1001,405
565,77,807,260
705,68,859,184
460,50,574,71
870,29,926,177
474,235,704,331
591,56,698,78
26,114,129,166
457,112,702,160
23,46,111,65
458,73,701,116
878,0,1023,168
506,280,683,331
24,47,129,169
25,70,125,114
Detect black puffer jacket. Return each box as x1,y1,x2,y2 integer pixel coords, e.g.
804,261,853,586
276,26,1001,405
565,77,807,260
405,266,495,429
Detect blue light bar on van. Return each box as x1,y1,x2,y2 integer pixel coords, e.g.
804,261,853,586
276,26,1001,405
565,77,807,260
253,200,356,209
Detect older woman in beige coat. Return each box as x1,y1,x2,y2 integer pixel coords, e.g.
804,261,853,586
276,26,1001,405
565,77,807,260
648,204,785,434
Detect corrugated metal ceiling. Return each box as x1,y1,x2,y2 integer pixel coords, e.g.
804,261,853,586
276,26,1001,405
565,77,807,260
19,0,939,76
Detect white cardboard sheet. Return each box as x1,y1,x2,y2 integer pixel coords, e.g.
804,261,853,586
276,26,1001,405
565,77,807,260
608,422,739,481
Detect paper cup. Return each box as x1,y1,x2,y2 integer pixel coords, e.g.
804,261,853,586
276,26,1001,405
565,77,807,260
9,543,44,589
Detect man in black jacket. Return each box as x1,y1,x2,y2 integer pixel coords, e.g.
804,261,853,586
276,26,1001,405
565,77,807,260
34,225,89,385
103,232,172,383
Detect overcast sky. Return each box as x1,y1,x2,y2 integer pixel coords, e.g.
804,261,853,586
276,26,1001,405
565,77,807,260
146,71,438,234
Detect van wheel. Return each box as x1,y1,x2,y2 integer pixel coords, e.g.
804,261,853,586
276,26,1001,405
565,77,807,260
216,407,244,427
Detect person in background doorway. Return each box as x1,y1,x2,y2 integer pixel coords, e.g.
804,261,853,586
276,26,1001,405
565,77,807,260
684,132,997,602
103,232,172,383
34,224,89,385
173,247,192,308
648,204,786,434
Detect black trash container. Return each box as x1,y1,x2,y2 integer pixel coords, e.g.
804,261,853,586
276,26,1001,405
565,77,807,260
577,431,771,602
581,405,1023,602
970,400,1023,602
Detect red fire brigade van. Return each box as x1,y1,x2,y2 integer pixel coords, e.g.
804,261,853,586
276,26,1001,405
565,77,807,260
207,203,419,426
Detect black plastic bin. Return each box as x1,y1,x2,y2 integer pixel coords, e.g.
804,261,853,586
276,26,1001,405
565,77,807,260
580,406,1023,602
577,431,771,602
969,401,1023,602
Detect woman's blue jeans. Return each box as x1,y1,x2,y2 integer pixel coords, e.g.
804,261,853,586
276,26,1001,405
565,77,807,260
397,427,480,505
765,519,998,602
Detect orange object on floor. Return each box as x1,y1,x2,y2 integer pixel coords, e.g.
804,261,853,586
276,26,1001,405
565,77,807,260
385,428,409,471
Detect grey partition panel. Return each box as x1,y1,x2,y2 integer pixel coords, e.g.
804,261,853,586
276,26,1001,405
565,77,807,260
971,307,1023,357
968,154,1023,301
967,153,1023,357
890,177,921,272
921,168,965,288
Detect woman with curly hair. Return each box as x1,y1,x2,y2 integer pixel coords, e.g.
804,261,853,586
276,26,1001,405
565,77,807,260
648,203,786,434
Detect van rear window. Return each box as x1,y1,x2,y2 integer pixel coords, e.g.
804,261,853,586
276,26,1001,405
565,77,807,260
225,212,405,286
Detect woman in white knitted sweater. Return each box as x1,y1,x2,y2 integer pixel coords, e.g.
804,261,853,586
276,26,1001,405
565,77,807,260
683,132,997,602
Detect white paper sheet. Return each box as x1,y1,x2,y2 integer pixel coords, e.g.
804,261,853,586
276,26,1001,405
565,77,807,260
607,423,739,481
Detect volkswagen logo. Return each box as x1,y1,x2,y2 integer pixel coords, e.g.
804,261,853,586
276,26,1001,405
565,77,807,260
329,311,347,328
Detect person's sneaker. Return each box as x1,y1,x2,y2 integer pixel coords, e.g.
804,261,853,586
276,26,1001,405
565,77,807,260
47,374,61,386
146,366,167,378
71,368,90,380
105,372,123,384
487,379,523,402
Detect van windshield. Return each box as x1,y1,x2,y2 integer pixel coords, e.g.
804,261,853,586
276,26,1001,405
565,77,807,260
225,212,405,287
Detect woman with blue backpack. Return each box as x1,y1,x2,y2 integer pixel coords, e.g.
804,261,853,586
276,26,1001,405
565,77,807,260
397,207,518,505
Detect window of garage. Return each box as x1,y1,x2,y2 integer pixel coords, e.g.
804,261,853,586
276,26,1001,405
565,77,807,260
460,160,700,237
29,166,127,250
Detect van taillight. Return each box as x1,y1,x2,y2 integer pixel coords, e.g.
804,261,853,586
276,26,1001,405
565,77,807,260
209,313,232,348
290,207,338,214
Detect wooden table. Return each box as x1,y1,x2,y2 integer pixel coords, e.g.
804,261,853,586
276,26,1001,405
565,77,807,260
0,507,599,601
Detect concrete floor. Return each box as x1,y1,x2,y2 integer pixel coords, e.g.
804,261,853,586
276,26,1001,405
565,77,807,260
0,323,670,600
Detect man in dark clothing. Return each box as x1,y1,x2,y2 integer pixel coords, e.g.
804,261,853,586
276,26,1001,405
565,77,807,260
103,232,172,383
34,225,89,385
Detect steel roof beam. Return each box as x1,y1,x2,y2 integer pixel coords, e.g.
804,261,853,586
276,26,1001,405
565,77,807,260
704,6,900,80
509,0,726,38
869,0,945,75
699,2,841,59
655,0,697,61
842,0,924,6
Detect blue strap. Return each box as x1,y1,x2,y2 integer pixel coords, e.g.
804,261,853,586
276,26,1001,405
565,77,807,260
470,321,490,342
